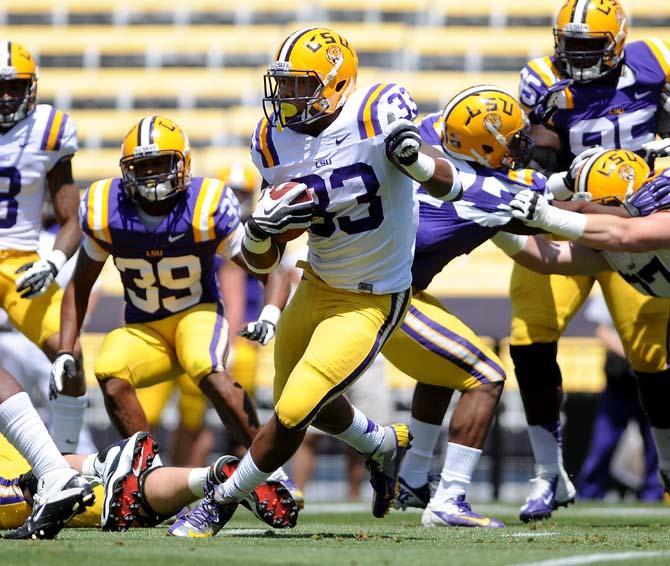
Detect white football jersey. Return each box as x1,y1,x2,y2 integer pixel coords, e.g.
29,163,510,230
251,83,419,294
0,104,78,251
602,248,670,298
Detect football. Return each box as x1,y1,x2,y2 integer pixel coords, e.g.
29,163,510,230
268,181,315,243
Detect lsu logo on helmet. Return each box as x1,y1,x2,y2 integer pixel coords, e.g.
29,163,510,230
574,148,650,204
554,0,627,82
440,85,534,170
120,116,192,203
263,27,358,129
0,40,38,126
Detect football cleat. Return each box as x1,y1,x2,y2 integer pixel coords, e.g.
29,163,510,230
394,475,439,510
519,471,576,523
100,431,161,531
207,456,299,529
268,467,305,510
365,423,413,518
422,495,504,529
4,469,95,539
167,492,238,538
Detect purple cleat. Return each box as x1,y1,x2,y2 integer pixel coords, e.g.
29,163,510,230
422,495,504,528
519,472,576,523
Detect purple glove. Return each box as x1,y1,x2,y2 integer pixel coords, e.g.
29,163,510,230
528,79,574,125
625,170,670,217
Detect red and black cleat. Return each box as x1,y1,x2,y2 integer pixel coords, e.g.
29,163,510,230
211,456,299,529
102,433,160,531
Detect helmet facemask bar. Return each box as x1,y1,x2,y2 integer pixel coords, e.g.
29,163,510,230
554,28,620,82
503,128,535,169
0,75,37,127
120,151,188,203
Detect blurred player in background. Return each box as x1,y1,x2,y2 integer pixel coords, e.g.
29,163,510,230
53,116,298,523
510,0,670,521
0,40,87,452
171,26,462,538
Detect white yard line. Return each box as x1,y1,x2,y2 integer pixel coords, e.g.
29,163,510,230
507,531,560,538
514,551,670,566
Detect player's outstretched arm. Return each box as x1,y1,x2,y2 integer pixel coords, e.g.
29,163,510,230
384,119,463,202
491,232,608,275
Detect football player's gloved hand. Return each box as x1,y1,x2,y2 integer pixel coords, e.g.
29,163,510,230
249,183,315,237
237,305,281,346
528,79,573,125
505,189,554,227
566,146,606,189
15,250,65,299
660,82,670,112
50,351,77,400
384,118,421,165
625,171,670,217
641,138,670,160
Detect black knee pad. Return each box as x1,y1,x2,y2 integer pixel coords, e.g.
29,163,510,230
636,369,670,428
510,342,562,391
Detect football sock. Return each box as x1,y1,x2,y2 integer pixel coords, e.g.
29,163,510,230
52,394,88,453
187,467,210,498
651,427,670,474
528,420,564,477
215,452,270,502
401,418,441,488
0,392,70,479
433,442,481,502
333,406,386,456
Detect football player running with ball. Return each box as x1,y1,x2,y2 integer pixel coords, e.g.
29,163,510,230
169,27,462,538
510,0,670,522
54,116,300,528
0,41,87,452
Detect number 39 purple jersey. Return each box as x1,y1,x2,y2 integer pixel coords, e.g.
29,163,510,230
79,177,243,324
519,39,670,160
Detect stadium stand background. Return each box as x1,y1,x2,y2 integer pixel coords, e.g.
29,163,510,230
3,0,668,500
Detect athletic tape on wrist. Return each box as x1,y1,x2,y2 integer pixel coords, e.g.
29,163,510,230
491,232,528,256
259,304,281,326
402,152,436,183
46,249,67,271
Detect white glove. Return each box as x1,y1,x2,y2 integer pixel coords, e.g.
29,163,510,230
661,82,670,112
15,249,66,298
642,138,670,159
237,305,281,346
249,183,314,237
384,118,421,165
567,146,606,188
503,189,586,239
50,352,77,399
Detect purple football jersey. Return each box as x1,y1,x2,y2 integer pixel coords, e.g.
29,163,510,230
81,177,240,323
520,40,669,160
412,114,547,291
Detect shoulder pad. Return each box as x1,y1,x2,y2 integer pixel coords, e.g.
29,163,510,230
357,83,419,140
192,177,240,243
251,117,279,169
519,56,563,111
638,38,670,82
39,107,74,152
418,112,444,147
81,178,116,244
506,169,548,193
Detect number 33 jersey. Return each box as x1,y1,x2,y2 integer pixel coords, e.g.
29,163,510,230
0,104,77,251
251,83,419,295
79,177,244,323
519,39,670,160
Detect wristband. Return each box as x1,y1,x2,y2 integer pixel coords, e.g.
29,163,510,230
491,232,528,256
259,304,281,326
402,152,436,183
46,249,67,272
546,172,573,201
543,207,587,240
243,223,272,254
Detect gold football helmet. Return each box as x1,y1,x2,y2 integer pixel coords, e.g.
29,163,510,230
263,27,358,129
574,149,650,204
441,85,534,170
0,40,38,126
554,0,627,82
120,116,191,202
219,160,259,220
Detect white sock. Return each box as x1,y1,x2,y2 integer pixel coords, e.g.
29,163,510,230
401,418,441,488
433,442,482,502
51,394,88,453
0,392,69,478
333,406,386,456
215,452,270,502
652,427,670,472
187,467,210,498
528,420,564,477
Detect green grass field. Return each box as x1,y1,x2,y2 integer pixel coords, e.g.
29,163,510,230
4,504,670,566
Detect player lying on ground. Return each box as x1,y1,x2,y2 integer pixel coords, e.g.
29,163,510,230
0,431,296,533
0,368,93,539
493,148,670,494
0,40,88,452
52,116,300,514
170,26,462,538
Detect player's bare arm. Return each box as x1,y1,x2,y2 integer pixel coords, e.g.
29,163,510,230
47,156,81,260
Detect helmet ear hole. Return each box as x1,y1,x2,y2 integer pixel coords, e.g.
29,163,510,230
335,80,346,92
482,144,494,154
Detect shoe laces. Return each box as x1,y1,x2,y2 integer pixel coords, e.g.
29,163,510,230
450,495,471,513
526,476,554,501
185,496,221,528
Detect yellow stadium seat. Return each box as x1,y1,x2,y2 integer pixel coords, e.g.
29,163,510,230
499,337,607,393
